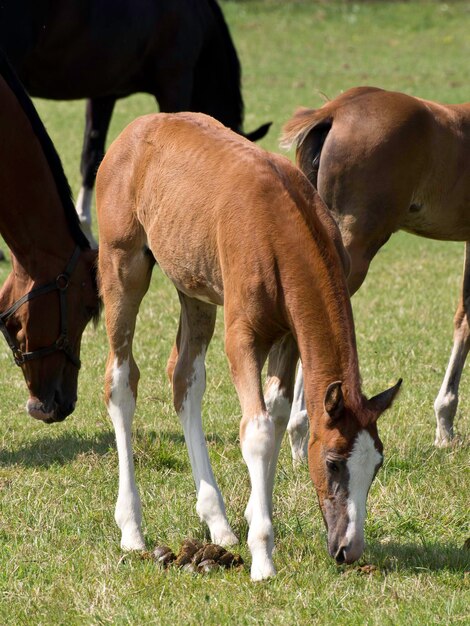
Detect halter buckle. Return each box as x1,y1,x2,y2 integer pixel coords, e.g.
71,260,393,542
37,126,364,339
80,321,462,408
13,348,25,366
56,274,69,291
55,335,68,349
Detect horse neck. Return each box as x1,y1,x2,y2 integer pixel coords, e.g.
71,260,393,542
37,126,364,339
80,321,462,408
0,132,77,281
279,205,364,417
0,74,79,281
1,181,77,283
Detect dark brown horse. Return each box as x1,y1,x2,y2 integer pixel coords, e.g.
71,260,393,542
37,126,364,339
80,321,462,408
0,0,270,245
0,51,100,423
282,86,470,454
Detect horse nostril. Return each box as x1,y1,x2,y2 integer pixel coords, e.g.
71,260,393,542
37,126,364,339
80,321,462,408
335,547,346,564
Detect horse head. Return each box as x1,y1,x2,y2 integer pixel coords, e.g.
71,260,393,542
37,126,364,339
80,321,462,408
308,379,402,564
0,247,100,424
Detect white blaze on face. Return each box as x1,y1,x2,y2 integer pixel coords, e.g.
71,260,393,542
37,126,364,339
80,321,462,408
345,430,382,544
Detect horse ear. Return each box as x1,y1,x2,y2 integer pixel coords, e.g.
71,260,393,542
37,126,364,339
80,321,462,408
368,378,403,418
324,381,344,423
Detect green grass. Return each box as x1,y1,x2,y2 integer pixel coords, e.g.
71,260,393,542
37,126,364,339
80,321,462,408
0,1,469,624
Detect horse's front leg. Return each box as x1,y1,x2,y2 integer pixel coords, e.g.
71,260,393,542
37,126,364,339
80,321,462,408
225,317,276,581
434,242,470,446
77,96,115,247
100,244,153,550
245,335,299,524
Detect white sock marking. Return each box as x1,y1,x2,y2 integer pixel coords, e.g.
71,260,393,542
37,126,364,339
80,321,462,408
76,185,97,247
108,357,145,551
242,415,276,580
287,363,309,463
434,338,463,446
179,352,237,546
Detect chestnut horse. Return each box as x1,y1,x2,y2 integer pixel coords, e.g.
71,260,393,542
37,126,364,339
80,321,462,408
282,86,470,457
96,112,401,580
0,51,100,423
0,0,269,246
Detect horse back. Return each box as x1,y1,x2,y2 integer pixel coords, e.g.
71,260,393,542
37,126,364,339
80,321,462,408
283,87,470,239
97,112,341,324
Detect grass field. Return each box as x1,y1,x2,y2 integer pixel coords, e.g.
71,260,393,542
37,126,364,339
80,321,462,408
0,1,469,624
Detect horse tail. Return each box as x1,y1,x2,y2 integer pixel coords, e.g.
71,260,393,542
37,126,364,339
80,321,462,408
281,107,333,189
192,0,244,133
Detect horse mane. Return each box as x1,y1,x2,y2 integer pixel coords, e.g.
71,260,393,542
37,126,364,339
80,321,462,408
0,49,90,250
191,0,244,133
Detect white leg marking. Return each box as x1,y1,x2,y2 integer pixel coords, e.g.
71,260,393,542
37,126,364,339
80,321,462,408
242,415,276,581
76,185,97,248
245,380,290,525
345,431,382,555
108,357,145,551
179,352,238,546
434,339,465,447
287,362,309,464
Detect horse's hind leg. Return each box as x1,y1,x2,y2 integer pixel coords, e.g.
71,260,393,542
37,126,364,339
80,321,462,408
434,243,470,446
171,293,238,546
77,96,115,247
100,242,154,550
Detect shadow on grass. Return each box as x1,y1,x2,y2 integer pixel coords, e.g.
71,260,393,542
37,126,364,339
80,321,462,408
0,425,238,471
0,430,116,468
367,539,470,573
142,429,237,448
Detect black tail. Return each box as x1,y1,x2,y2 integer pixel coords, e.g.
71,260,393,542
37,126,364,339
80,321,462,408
192,0,270,142
297,122,331,188
191,0,244,132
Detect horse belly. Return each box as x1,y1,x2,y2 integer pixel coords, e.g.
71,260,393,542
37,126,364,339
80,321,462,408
401,197,470,241
148,225,224,306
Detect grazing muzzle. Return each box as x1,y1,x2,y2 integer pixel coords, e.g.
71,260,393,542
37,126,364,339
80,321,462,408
0,246,86,423
320,430,382,564
26,395,76,424
309,379,401,565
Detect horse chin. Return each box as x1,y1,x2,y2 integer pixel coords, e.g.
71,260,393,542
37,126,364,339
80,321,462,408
26,398,74,423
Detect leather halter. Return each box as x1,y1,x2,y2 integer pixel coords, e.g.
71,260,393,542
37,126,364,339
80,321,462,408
0,246,82,369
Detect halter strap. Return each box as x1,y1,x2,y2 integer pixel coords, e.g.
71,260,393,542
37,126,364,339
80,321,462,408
0,246,82,369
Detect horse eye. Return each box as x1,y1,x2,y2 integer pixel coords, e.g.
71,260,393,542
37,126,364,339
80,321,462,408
326,460,340,472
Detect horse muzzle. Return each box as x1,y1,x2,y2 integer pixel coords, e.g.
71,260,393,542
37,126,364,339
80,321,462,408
328,536,365,565
26,397,75,423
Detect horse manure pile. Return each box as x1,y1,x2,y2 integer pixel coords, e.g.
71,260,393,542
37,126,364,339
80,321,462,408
341,563,379,576
150,538,244,574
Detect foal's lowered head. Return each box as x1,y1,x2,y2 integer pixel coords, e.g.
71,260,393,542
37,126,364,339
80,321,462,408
308,379,402,564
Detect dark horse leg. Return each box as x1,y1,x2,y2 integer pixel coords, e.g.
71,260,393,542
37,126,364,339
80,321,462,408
433,242,470,446
77,96,116,247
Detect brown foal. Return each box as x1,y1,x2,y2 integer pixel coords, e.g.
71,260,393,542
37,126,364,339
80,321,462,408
283,86,470,453
97,112,400,580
